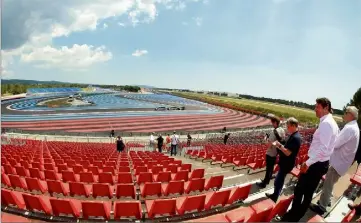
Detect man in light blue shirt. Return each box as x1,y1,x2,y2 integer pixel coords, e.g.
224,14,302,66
310,106,360,215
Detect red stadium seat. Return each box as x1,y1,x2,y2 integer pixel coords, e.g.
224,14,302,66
102,166,115,174
342,209,356,223
69,182,91,197
1,213,31,222
185,178,205,194
114,201,143,220
9,174,28,190
29,168,45,180
172,170,189,181
137,172,153,185
151,166,163,174
140,182,162,198
80,172,97,183
15,166,30,177
22,194,52,215
153,171,171,183
44,170,61,181
25,177,47,193
87,166,100,175
225,199,275,222
98,172,114,185
227,184,252,204
49,198,81,218
118,166,131,172
204,189,231,210
72,165,85,174
114,184,135,199
46,180,69,196
180,164,192,172
117,172,133,184
135,166,148,175
92,183,114,198
81,201,111,220
62,171,79,183
307,215,326,222
162,180,185,196
266,195,294,222
1,173,11,187
176,194,206,215
205,175,224,191
145,199,177,218
189,168,205,179
1,189,26,209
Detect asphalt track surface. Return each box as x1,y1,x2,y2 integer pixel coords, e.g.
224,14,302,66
1,93,269,133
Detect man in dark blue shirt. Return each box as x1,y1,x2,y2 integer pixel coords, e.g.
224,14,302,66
266,117,302,202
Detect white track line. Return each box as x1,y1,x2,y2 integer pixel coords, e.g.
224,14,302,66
325,197,353,222
224,174,245,180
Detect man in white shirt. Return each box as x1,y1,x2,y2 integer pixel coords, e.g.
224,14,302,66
310,106,360,215
170,131,179,156
281,98,339,222
150,132,155,150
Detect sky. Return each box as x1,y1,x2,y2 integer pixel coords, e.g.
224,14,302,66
1,0,361,109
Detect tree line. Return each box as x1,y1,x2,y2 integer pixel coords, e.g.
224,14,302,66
1,83,141,95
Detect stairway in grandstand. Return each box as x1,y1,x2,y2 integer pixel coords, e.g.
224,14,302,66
1,130,359,222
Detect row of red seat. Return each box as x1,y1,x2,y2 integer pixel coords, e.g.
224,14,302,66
2,183,252,220
2,173,224,199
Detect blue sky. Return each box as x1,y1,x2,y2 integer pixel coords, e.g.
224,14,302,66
2,0,361,109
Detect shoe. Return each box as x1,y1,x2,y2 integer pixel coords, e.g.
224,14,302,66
348,203,357,210
256,181,266,188
309,203,326,215
317,200,331,207
265,193,277,202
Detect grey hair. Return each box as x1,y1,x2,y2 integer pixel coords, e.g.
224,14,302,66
346,106,359,119
286,117,299,127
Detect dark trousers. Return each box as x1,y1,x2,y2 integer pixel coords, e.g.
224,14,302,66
282,161,329,222
171,144,177,156
158,145,162,153
263,155,276,185
273,167,289,200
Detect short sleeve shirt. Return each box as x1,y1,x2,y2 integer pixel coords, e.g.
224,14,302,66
279,131,302,172
266,127,286,157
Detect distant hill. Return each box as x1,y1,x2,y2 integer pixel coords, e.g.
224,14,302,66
137,85,156,89
1,79,72,85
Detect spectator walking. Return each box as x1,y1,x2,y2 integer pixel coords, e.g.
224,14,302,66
166,134,171,152
224,133,231,145
150,132,155,150
171,131,179,156
187,133,192,147
116,136,125,153
310,106,360,215
281,98,339,222
110,129,115,138
265,117,301,202
157,134,164,153
257,115,285,188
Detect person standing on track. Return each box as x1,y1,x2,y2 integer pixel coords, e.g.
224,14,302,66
149,132,155,151
166,134,171,152
171,131,179,156
281,97,339,222
187,133,192,147
157,134,164,153
224,133,230,145
257,115,285,188
116,136,125,153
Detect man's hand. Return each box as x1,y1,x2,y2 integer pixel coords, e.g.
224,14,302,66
300,163,309,174
274,141,282,148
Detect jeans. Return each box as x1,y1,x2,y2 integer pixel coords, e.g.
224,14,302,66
171,144,177,156
263,155,276,185
273,168,288,200
283,161,329,222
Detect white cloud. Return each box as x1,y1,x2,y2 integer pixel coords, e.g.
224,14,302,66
118,22,126,27
193,17,203,26
103,23,108,29
19,44,112,71
132,49,148,57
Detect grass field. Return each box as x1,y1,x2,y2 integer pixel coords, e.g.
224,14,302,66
175,92,342,124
